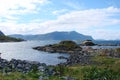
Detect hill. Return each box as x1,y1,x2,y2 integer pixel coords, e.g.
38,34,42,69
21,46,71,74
9,31,94,40
0,31,24,42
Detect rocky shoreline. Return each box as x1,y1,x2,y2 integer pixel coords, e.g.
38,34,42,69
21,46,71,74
0,58,57,79
0,58,78,80
0,58,46,73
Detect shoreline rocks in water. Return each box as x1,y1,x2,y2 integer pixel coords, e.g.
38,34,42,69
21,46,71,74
33,40,82,54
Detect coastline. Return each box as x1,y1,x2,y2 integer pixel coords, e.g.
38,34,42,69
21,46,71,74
0,40,120,79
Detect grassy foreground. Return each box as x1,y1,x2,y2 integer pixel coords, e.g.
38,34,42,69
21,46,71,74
61,56,120,80
0,56,120,80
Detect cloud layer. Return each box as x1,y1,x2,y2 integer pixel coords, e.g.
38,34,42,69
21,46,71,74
0,0,120,40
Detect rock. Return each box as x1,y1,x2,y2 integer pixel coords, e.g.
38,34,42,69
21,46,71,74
61,51,94,66
47,67,55,76
0,58,49,74
82,40,95,46
38,66,45,72
58,56,68,59
39,76,44,80
61,76,76,80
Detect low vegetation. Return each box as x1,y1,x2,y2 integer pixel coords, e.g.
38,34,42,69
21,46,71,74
0,71,40,80
53,40,80,50
0,35,24,42
52,56,120,80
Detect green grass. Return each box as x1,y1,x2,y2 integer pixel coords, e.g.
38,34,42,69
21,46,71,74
0,56,120,80
54,56,120,80
0,72,38,80
92,56,119,65
0,68,41,80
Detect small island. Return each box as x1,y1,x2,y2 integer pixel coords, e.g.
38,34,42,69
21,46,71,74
33,40,82,54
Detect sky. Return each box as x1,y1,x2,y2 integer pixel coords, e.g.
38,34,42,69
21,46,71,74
0,0,120,40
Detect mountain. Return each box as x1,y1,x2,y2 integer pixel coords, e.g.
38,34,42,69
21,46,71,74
9,31,94,40
0,31,5,36
0,31,24,42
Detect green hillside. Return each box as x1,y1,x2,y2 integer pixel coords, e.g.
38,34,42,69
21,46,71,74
0,35,24,42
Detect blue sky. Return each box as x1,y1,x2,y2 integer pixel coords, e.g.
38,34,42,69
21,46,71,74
0,0,120,40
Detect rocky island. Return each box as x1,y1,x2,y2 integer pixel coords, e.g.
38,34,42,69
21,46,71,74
33,40,96,66
33,40,82,54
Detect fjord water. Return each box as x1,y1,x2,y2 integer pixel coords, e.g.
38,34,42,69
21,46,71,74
0,40,69,65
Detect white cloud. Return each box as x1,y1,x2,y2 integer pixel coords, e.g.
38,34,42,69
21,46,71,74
39,6,120,31
0,0,49,18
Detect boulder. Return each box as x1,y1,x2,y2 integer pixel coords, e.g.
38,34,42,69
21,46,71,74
82,40,95,46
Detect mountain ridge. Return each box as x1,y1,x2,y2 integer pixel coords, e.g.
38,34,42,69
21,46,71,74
0,31,5,36
9,31,94,40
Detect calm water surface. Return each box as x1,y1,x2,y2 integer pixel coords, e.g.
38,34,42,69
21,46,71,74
0,40,69,65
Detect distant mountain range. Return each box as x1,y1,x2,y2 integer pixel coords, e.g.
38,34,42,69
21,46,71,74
9,31,94,40
0,31,23,42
